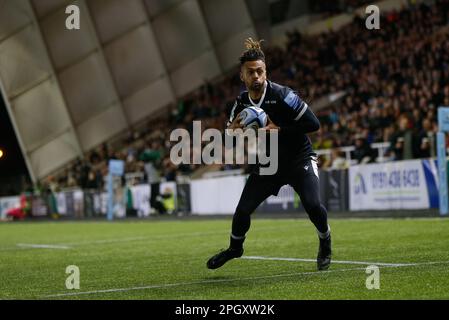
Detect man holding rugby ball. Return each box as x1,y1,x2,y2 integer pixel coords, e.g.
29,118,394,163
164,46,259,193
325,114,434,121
207,38,331,271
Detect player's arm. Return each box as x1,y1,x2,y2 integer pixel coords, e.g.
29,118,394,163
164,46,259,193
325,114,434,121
226,97,246,130
265,90,320,134
282,107,320,134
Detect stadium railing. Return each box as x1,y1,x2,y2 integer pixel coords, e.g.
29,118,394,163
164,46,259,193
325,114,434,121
315,141,392,165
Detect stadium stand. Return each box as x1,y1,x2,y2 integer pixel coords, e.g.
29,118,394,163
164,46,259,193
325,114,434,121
45,0,449,192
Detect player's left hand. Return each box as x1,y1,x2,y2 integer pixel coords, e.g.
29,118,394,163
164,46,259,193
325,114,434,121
261,116,280,131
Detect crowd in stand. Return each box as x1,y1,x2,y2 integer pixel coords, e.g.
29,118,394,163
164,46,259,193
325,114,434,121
48,0,449,191
313,0,449,168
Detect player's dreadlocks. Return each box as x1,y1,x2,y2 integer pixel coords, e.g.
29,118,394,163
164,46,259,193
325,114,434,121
239,38,265,65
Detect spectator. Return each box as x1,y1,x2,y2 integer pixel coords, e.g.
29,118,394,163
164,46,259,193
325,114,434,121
331,149,349,169
389,116,415,160
85,170,99,190
416,118,437,158
140,142,165,214
352,135,375,164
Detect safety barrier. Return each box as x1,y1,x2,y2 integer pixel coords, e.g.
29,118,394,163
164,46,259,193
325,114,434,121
1,158,447,219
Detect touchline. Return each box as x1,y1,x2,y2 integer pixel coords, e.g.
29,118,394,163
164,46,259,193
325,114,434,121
170,121,279,175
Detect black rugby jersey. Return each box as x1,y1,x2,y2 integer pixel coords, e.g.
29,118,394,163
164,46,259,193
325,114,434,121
227,80,320,169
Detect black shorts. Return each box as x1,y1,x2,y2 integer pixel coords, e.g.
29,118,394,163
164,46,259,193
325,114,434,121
235,158,321,215
255,158,319,195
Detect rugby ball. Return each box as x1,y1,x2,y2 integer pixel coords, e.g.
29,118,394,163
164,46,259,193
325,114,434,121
238,106,268,130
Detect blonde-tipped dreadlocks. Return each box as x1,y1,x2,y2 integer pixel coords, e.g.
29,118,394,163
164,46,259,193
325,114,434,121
244,38,264,50
239,37,265,65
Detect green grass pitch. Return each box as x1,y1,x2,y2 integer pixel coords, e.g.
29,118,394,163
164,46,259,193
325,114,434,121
1,217,448,299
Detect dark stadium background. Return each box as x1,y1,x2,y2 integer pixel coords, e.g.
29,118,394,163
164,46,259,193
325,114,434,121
0,93,30,196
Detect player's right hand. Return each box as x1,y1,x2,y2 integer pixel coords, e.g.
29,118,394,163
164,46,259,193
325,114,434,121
227,113,245,130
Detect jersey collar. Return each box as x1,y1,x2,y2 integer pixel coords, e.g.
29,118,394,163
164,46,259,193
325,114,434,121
248,80,268,109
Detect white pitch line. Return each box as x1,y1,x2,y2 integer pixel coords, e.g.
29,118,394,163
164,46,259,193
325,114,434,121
42,266,369,298
43,260,449,298
16,243,71,250
241,256,413,267
65,236,149,245
55,225,301,246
